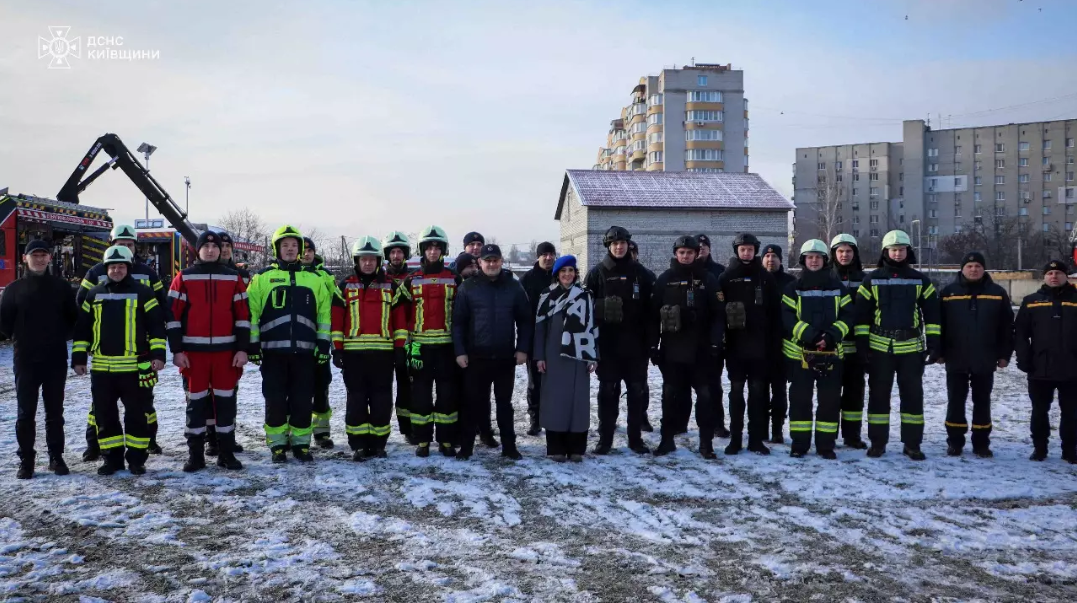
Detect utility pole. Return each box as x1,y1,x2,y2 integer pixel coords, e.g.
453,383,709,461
184,176,191,216
137,142,157,221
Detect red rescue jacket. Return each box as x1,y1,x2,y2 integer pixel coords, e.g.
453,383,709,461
393,259,460,346
331,270,406,352
166,262,251,353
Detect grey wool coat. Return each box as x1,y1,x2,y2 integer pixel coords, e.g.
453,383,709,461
534,303,592,433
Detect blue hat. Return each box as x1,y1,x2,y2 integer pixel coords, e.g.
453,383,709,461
553,255,577,274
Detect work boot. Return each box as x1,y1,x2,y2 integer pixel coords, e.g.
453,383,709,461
715,425,730,438
456,449,473,461
98,457,123,476
480,433,500,449
147,439,163,455
747,439,771,455
526,416,541,437
592,441,612,455
82,445,100,463
352,449,366,462
699,439,717,460
628,441,651,455
653,438,677,456
569,454,583,463
216,437,242,470
724,435,743,456
946,444,963,457
233,441,244,453
641,417,655,433
128,463,146,475
818,449,837,460
16,455,34,480
973,446,993,459
292,446,314,463
205,439,220,457
902,446,926,461
271,448,288,463
549,454,567,463
184,436,206,472
440,443,457,457
416,443,430,457
770,425,784,445
1062,450,1077,465
501,446,522,461
315,435,335,449
49,455,69,476
790,450,806,458
1029,446,1048,461
844,438,868,450
866,445,886,458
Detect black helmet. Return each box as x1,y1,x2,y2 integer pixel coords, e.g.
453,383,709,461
732,233,761,253
673,235,700,253
603,226,632,247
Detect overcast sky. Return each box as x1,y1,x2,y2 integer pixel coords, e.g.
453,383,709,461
2,0,1076,251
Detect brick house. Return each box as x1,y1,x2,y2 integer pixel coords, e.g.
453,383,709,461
555,170,794,272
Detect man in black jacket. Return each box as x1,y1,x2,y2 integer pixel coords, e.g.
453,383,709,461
680,234,728,438
830,234,868,449
0,240,79,479
520,241,556,435
762,243,796,444
650,235,724,458
629,239,657,433
1014,260,1077,463
717,233,782,455
938,252,1013,458
452,244,532,460
585,226,655,454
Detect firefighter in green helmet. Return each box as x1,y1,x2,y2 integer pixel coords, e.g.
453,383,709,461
830,233,868,449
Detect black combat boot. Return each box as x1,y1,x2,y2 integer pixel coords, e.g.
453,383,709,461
292,446,314,463
699,438,717,460
972,446,993,458
724,434,743,456
866,445,886,458
747,439,771,455
946,444,963,457
216,433,243,470
16,454,34,480
48,455,70,476
271,447,288,463
183,436,207,473
653,438,677,456
902,446,926,461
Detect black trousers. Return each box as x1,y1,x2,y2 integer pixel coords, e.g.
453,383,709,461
726,357,769,443
459,366,493,440
394,353,412,435
840,353,866,442
867,352,925,448
460,358,516,454
262,353,316,450
86,378,158,449
410,344,458,445
312,357,333,440
15,360,66,458
342,351,395,451
945,371,994,449
674,356,725,432
787,362,842,453
546,431,587,456
768,363,787,430
1028,379,1077,453
526,360,543,423
91,371,148,465
659,359,718,439
596,353,648,446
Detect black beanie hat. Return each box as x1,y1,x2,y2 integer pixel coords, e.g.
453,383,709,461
463,232,485,246
536,241,556,256
1044,259,1069,275
961,251,986,269
303,237,315,252
762,244,783,260
696,234,711,248
455,252,477,273
196,230,221,252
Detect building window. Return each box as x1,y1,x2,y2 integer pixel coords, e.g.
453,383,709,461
853,229,860,237
870,173,879,181
853,188,859,195
1068,138,1075,148
975,161,983,171
1043,206,1051,215
870,215,879,224
1068,188,1076,199
648,132,664,144
900,214,906,223
853,215,860,224
1022,190,1032,200
996,143,1005,153
1019,141,1030,151
899,172,904,181
836,215,844,224
975,191,982,202
686,167,724,173
870,159,879,167
1069,156,1075,165
1069,172,1075,182
1020,174,1030,183
631,122,646,134
870,187,880,197
929,164,938,172
685,149,724,161
870,228,880,237
649,151,664,163
697,75,708,86
899,186,904,195
836,174,843,182
870,201,880,210
1044,189,1052,199
649,93,663,105
817,162,826,170
996,206,1006,217
686,129,722,141
996,191,1005,201
1045,172,1053,182
647,113,663,126
835,161,843,169
975,176,983,186
996,159,1005,169
686,90,722,102
1067,222,1073,231
975,144,982,154
685,110,723,122
1044,140,1053,151
852,202,860,211
952,177,960,187
1043,157,1051,166
854,174,860,181
955,146,963,158
1019,208,1029,216
928,209,937,218
928,194,938,203
1043,223,1051,232
1020,158,1029,167
995,175,1005,185
928,148,938,157
852,160,859,168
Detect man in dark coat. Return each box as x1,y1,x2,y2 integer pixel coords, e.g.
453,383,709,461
1014,260,1077,463
0,240,79,479
585,226,654,454
938,252,1013,458
629,239,656,433
762,243,796,444
452,244,532,460
717,233,782,455
678,234,728,438
520,241,556,435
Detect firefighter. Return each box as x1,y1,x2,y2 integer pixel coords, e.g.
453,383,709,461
761,243,795,444
71,245,167,475
1014,260,1077,463
209,231,250,454
649,235,723,458
830,234,868,449
167,231,250,472
585,226,654,455
247,226,334,463
856,230,940,460
781,240,852,459
393,225,462,457
301,237,340,448
331,236,406,461
218,232,252,286
693,234,727,438
520,242,556,436
79,224,169,460
382,231,415,442
628,239,656,434
938,252,1013,458
717,233,782,455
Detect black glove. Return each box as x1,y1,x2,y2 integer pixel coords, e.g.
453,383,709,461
649,346,663,367
248,343,262,366
332,349,344,369
394,346,407,371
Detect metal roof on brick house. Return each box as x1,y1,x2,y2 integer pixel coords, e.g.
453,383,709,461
555,170,792,219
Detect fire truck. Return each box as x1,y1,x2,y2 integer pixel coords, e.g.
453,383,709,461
0,188,113,291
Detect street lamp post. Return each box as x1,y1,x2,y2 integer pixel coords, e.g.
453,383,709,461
137,142,157,221
184,176,191,216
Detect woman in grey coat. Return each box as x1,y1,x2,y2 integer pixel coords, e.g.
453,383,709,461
534,256,598,462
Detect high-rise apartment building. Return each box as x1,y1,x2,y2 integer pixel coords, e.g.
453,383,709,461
793,118,1077,260
594,64,749,174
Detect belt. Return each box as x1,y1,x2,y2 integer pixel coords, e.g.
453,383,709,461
872,328,920,341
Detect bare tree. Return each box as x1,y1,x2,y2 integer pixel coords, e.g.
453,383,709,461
812,165,844,245
218,207,269,268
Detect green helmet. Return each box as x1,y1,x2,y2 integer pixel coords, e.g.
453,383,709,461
103,244,134,265
110,224,137,242
351,236,382,260
882,230,912,249
830,233,858,251
381,231,412,260
418,225,449,255
272,224,305,257
799,239,829,261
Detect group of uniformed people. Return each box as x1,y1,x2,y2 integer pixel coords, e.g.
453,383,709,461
4,220,1077,478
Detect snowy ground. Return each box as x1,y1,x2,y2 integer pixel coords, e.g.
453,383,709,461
1,345,1076,602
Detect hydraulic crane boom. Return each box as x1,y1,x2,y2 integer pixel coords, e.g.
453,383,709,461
57,133,199,244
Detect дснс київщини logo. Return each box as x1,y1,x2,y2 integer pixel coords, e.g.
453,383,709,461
38,26,80,69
